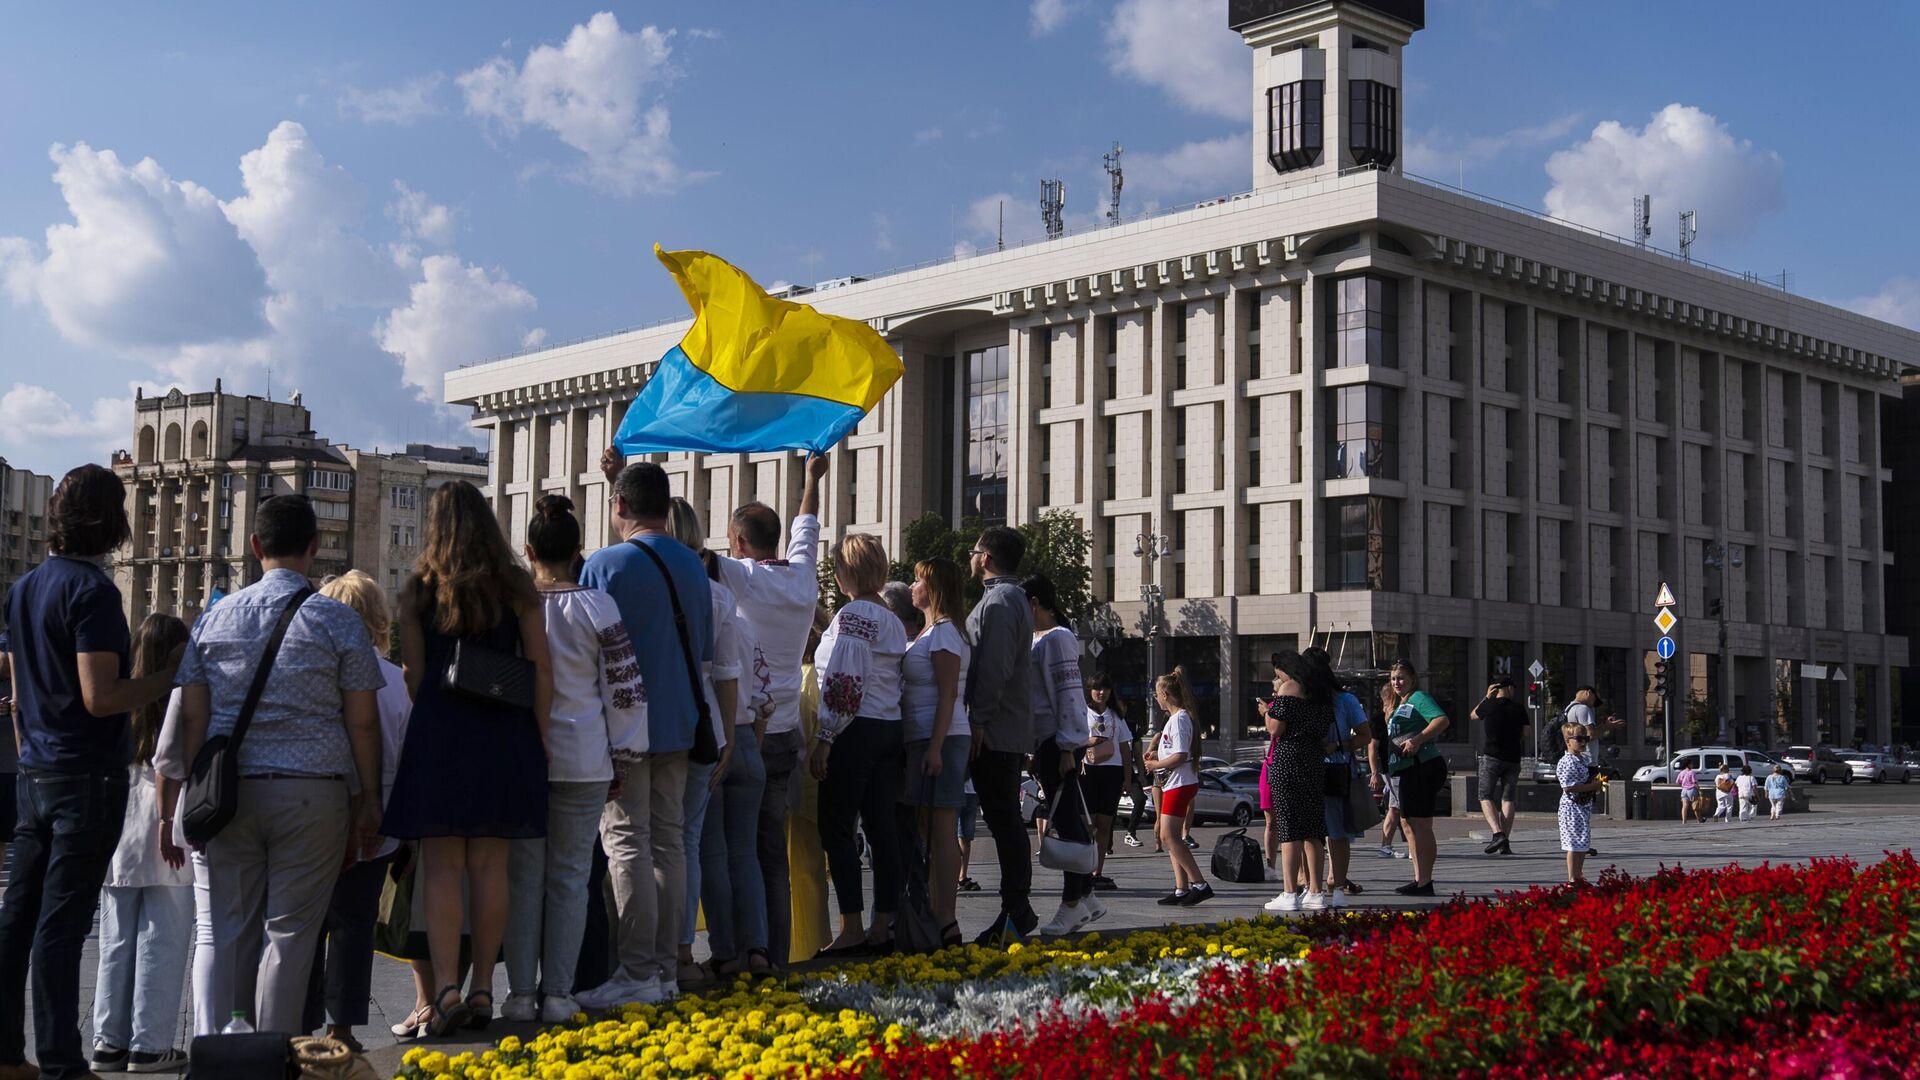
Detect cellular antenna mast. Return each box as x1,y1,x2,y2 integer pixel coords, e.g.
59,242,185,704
1678,209,1697,262
1040,178,1066,240
1103,142,1124,227
1633,194,1652,247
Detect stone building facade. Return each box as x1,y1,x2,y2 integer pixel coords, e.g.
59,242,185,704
0,458,54,608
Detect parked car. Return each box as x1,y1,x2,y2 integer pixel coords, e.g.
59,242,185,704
1633,747,1792,784
1839,752,1912,784
1780,745,1852,785
1116,771,1258,826
1204,765,1262,799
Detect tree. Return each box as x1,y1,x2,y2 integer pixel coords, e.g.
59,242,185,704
816,549,846,613
1016,510,1094,630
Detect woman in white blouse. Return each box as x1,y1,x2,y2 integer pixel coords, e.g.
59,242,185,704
809,533,908,957
899,556,971,948
501,496,649,1025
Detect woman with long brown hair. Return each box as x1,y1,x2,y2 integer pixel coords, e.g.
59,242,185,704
90,614,192,1074
899,556,971,947
1141,666,1212,907
382,480,553,1035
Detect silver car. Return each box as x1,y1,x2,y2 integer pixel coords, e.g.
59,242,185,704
1116,771,1258,827
1839,752,1911,784
1780,745,1851,785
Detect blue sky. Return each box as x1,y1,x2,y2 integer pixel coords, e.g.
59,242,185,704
3,0,1918,477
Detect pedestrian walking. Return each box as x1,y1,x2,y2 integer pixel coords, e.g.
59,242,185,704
1260,649,1333,914
963,526,1037,942
501,498,648,1026
1472,678,1527,855
898,557,972,949
1735,765,1758,821
0,465,179,1080
1712,763,1735,822
1120,713,1151,849
89,614,193,1075
1143,667,1212,908
1081,672,1128,891
1310,646,1377,901
1765,765,1790,820
1381,660,1450,897
383,481,553,1035
1677,763,1701,823
178,494,387,1036
1557,724,1604,885
1027,576,1098,937
811,534,908,957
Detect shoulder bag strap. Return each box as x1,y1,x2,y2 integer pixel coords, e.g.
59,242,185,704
230,586,314,751
628,539,714,733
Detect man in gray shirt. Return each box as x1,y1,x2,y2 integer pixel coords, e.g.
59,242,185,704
964,525,1035,941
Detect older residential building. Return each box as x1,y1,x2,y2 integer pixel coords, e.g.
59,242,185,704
0,457,54,606
114,384,356,624
445,0,1916,757
340,443,489,610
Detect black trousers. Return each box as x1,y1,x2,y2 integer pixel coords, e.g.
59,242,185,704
0,768,128,1080
303,849,397,1030
817,718,904,918
1035,742,1094,904
968,748,1034,919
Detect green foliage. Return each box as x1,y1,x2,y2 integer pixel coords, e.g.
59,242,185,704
880,510,1094,629
817,549,847,613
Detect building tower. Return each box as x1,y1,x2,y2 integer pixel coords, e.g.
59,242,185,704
1231,0,1424,192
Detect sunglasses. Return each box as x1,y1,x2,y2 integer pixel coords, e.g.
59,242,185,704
1566,735,1590,743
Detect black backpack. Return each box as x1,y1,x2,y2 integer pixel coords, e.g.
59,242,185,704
1210,829,1265,883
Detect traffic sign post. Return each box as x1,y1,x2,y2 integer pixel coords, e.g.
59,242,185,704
1653,581,1678,761
1657,636,1676,661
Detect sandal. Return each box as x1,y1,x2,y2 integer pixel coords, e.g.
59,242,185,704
428,985,470,1037
1337,879,1364,896
745,947,776,976
391,1004,431,1039
464,989,494,1031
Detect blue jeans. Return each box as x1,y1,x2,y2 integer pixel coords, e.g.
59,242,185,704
0,768,129,1080
702,726,768,962
506,780,610,998
678,761,715,949
93,884,194,1053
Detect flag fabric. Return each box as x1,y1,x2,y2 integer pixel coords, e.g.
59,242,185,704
612,245,903,455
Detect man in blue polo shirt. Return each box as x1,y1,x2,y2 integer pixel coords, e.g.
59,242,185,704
576,460,711,1009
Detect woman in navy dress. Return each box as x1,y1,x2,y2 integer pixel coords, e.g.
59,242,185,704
383,480,552,1035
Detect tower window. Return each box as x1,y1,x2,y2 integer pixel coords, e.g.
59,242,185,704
1267,80,1324,173
1349,80,1398,168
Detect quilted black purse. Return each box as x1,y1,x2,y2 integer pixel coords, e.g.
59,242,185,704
443,638,536,710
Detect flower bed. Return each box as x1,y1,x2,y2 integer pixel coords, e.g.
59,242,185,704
395,856,1919,1079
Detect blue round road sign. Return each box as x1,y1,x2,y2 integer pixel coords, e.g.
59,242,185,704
1657,636,1676,660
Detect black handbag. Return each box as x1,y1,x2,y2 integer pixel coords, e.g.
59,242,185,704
443,638,536,710
1210,828,1266,883
628,538,718,765
180,588,312,848
186,1031,295,1078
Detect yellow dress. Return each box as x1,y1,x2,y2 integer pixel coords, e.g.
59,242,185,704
787,663,832,962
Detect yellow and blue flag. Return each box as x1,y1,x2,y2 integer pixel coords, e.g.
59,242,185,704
613,246,903,455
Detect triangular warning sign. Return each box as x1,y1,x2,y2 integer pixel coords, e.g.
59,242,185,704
1653,582,1677,609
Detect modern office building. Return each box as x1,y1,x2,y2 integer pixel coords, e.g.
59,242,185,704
445,0,1915,758
1885,372,1920,746
339,442,490,611
0,457,54,607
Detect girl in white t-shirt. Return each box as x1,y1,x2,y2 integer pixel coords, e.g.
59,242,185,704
1083,673,1129,889
1140,666,1212,907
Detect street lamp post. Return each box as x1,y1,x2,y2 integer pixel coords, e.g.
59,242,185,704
1704,542,1744,747
1136,527,1171,731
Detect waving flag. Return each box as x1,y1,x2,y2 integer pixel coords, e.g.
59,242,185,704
612,246,904,455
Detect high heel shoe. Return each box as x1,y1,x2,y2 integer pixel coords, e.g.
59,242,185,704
390,1004,431,1040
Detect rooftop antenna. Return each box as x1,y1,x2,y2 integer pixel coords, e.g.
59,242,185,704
997,199,1004,251
1678,209,1697,262
1040,178,1066,240
1103,142,1124,227
1633,194,1652,247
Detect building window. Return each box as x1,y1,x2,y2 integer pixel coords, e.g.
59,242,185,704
1039,334,1053,410
1245,293,1262,379
1247,403,1262,487
1172,514,1187,598
1325,496,1399,590
1173,409,1189,495
1348,80,1398,168
1427,636,1470,743
1247,541,1262,595
1267,80,1324,173
390,525,401,547
1329,275,1398,369
390,485,417,509
307,469,350,492
1101,315,1118,399
1327,385,1399,479
257,473,271,493
1104,417,1117,501
1039,438,1052,507
1173,303,1189,391
963,344,1009,525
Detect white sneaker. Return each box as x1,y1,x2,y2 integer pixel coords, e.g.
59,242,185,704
1081,894,1108,925
1038,900,1092,937
500,992,539,1022
1263,890,1302,913
1394,847,1409,859
1301,891,1328,911
574,972,653,1011
1262,862,1282,882
1323,889,1349,910
539,994,583,1024
1376,845,1397,859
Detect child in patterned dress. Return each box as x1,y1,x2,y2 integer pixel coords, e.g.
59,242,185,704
1557,724,1606,885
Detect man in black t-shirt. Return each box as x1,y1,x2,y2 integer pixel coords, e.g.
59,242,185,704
1472,679,1529,856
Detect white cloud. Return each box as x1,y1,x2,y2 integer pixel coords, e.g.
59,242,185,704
912,126,943,145
458,11,689,196
377,254,540,398
387,180,458,247
0,383,127,442
960,192,1017,247
222,121,405,310
1838,278,1920,331
0,142,268,351
1543,105,1783,241
1127,134,1245,199
1405,112,1582,178
1106,0,1247,120
1030,0,1076,35
952,241,978,260
687,28,722,41
871,212,893,253
337,74,445,125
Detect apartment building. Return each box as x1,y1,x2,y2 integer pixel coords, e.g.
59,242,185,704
340,443,489,611
445,0,1916,756
0,458,54,607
